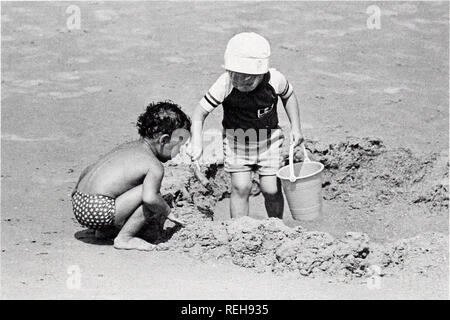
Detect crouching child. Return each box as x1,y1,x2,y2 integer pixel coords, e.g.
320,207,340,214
71,101,191,251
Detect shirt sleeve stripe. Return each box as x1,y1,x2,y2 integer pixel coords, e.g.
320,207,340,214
206,92,221,106
204,95,219,108
281,82,290,96
281,90,293,100
199,98,215,113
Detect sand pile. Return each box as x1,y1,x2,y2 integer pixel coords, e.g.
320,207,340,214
148,209,447,282
150,137,448,282
379,232,448,277
163,161,260,217
296,137,449,213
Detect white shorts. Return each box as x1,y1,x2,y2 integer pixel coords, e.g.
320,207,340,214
223,129,285,176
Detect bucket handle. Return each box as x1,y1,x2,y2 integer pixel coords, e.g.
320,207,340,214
289,142,310,182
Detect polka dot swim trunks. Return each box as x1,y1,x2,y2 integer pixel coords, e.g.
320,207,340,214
72,191,115,229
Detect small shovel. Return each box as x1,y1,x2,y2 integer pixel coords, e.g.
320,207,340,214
289,143,296,182
289,142,310,182
192,159,211,189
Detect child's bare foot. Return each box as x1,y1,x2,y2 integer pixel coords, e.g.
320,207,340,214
113,236,155,251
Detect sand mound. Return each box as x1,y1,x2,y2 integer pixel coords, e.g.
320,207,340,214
148,210,447,282
301,137,448,213
150,137,448,282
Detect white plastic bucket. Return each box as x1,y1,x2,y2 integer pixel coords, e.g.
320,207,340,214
277,143,324,221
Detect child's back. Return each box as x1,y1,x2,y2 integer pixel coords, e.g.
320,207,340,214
76,140,158,198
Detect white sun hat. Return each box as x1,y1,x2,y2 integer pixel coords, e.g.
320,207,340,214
223,32,271,75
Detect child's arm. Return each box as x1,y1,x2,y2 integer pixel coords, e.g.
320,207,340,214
188,73,229,160
282,93,304,147
188,103,210,160
142,162,185,226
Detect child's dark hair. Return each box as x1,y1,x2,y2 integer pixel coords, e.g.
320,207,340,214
137,100,191,138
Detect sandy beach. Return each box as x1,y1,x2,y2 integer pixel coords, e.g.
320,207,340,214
1,1,448,299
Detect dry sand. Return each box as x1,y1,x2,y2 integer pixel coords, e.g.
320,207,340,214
1,1,449,299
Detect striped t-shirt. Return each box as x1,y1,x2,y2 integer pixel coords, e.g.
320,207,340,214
200,68,294,131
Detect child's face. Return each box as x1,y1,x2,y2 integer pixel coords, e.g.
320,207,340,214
158,129,191,162
229,71,264,92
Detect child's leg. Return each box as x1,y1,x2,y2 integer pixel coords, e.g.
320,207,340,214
230,171,253,218
112,185,156,251
113,185,144,226
259,175,284,219
114,205,156,251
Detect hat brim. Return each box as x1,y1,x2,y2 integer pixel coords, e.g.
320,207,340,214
223,56,269,75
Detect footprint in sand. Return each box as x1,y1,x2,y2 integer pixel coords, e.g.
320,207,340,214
96,48,125,55
305,29,347,37
346,26,366,34
49,72,81,82
241,21,271,30
383,86,412,95
305,29,331,36
197,24,226,33
1,133,61,142
68,56,92,64
31,175,74,186
81,69,109,76
319,13,344,22
130,28,153,36
414,18,434,25
83,86,103,93
40,86,102,98
313,70,375,83
340,72,375,82
44,91,86,99
130,29,162,46
328,88,357,95
4,87,33,94
10,79,45,88
394,52,419,61
94,9,119,22
394,20,419,31
307,56,329,63
162,56,187,64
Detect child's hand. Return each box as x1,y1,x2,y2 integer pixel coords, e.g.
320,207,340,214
186,141,203,161
167,212,186,227
291,130,304,147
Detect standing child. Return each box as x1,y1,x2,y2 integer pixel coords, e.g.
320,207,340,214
71,101,190,251
188,32,304,219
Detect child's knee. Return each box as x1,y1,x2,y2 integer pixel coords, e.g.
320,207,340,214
232,180,253,197
261,183,282,197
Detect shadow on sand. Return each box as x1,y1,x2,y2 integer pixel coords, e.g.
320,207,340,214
74,221,182,246
74,229,114,245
